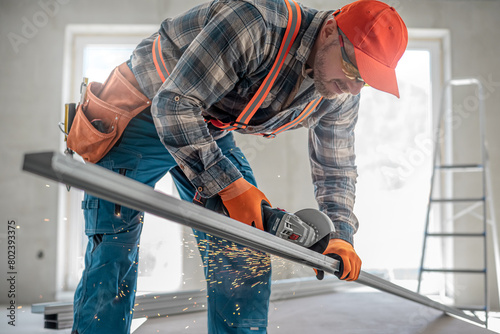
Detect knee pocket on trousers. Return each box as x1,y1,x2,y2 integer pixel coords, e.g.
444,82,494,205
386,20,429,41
82,195,143,235
82,148,143,235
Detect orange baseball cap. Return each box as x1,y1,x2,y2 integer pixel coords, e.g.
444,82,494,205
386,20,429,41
334,0,408,98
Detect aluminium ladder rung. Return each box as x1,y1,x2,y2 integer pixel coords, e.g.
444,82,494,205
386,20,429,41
425,232,485,237
457,305,488,312
421,268,486,274
430,197,485,203
435,164,483,172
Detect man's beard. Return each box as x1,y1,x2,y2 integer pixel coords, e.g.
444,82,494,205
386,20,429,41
313,41,349,99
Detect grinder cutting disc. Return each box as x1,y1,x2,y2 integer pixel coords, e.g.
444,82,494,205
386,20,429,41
294,208,335,254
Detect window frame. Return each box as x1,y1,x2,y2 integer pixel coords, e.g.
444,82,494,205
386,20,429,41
56,24,158,300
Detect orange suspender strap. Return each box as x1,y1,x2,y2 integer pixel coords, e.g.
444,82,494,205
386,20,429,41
152,35,170,81
262,97,323,138
225,0,302,130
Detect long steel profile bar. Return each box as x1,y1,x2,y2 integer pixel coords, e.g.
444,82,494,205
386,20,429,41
22,152,484,325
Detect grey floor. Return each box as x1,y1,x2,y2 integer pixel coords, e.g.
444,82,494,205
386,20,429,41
2,290,499,333
135,290,498,334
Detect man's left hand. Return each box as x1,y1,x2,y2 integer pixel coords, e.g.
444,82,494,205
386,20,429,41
315,239,362,281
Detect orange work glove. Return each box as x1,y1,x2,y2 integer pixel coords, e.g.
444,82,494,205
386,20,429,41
315,239,362,281
218,178,271,230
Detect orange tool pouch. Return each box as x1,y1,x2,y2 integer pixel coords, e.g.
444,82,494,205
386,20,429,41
67,62,151,163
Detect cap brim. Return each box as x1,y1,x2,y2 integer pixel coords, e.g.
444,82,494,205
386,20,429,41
354,47,400,98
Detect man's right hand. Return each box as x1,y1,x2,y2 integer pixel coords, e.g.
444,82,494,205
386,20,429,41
218,178,271,230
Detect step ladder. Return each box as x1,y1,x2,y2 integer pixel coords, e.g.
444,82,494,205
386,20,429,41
417,78,498,327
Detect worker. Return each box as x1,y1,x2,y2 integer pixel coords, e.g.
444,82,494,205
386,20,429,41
68,0,407,333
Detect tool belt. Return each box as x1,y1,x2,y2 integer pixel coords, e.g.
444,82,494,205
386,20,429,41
67,62,151,163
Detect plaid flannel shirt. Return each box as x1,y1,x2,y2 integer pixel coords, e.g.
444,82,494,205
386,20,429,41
130,0,359,244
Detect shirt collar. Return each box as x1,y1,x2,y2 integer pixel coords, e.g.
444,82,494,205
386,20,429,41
302,63,313,79
295,10,333,65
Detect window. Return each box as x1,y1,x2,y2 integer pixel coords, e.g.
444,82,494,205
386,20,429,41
354,30,450,289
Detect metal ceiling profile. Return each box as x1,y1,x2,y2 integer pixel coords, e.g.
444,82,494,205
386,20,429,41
22,151,485,326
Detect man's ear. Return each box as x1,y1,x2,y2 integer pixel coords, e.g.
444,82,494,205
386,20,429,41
320,17,338,44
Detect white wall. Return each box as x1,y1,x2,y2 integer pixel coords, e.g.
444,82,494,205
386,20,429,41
1,0,499,310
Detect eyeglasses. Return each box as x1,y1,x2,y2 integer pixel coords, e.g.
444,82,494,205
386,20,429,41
338,29,368,85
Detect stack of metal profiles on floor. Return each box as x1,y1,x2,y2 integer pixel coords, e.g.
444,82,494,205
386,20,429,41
23,152,487,329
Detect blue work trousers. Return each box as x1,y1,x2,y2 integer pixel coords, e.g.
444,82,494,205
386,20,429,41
72,110,271,334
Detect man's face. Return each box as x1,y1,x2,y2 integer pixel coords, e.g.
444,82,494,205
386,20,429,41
313,27,365,99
